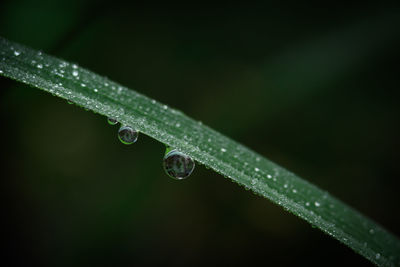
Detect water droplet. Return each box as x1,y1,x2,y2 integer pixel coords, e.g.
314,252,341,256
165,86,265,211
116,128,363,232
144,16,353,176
162,105,168,110
305,202,310,206
94,88,98,93
107,117,118,125
284,184,288,188
81,83,86,87
221,148,227,153
0,70,3,74
267,174,272,179
292,189,297,193
14,50,20,56
118,126,138,144
163,149,195,180
376,253,381,260
72,70,79,77
175,123,181,127
254,167,259,172
314,202,321,207
37,64,43,69
369,229,375,234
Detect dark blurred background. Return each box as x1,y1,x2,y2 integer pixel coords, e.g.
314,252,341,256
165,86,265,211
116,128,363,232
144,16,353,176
1,1,400,266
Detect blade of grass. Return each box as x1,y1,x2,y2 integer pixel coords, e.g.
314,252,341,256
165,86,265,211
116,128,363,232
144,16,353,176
0,36,399,266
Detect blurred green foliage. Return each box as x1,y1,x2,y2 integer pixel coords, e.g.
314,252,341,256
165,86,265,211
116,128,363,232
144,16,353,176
1,1,399,266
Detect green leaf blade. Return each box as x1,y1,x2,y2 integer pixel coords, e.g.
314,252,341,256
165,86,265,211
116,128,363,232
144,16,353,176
1,36,399,266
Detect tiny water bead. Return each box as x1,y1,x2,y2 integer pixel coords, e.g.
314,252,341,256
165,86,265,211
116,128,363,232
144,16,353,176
118,125,138,144
163,149,195,180
107,117,118,125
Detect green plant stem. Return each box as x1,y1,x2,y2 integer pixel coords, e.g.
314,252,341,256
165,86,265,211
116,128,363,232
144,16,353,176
1,36,399,266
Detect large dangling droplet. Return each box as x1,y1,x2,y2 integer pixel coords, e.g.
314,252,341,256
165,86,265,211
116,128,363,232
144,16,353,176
107,117,118,125
163,148,195,180
118,125,138,144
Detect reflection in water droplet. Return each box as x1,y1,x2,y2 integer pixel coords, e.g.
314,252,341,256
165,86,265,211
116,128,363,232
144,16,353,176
163,149,195,180
107,117,118,125
315,202,321,207
72,70,78,77
14,50,20,56
118,125,138,144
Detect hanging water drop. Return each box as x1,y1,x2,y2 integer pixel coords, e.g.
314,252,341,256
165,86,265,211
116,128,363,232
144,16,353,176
118,125,138,144
163,149,195,180
107,117,118,125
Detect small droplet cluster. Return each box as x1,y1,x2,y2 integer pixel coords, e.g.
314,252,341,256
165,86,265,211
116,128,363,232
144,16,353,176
107,117,195,180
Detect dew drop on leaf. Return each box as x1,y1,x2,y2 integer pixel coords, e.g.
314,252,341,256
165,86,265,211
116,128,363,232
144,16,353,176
107,117,118,125
163,149,195,180
118,125,138,144
369,229,375,234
